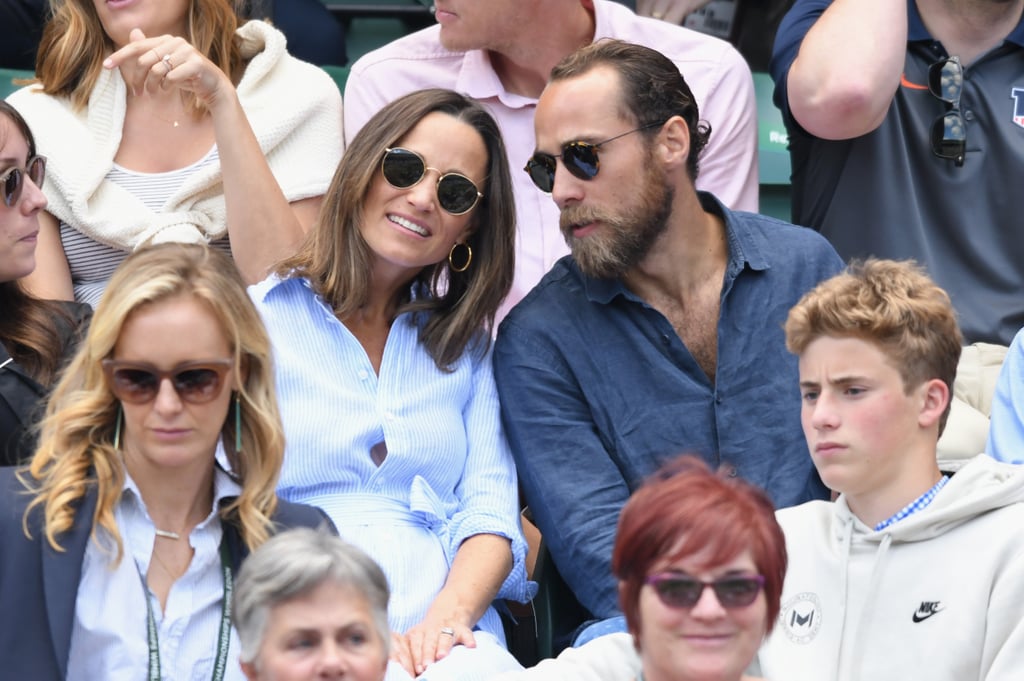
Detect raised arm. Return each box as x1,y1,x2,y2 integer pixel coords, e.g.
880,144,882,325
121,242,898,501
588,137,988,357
493,322,629,621
104,28,336,284
774,0,907,140
207,75,319,284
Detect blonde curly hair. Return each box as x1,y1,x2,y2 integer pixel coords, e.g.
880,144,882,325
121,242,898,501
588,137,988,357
21,243,283,560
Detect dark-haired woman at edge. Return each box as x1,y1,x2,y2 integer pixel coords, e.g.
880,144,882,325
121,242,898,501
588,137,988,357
0,100,90,466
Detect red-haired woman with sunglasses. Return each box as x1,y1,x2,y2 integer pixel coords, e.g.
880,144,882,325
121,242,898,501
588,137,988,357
0,101,91,466
0,243,332,679
502,456,785,681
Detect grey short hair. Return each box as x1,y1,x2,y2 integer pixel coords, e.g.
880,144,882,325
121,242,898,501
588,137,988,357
233,528,391,664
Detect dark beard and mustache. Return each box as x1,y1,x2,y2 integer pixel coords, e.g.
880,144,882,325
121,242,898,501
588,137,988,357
559,165,675,279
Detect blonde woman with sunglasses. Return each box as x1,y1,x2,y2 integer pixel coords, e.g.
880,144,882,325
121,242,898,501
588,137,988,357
0,243,332,679
245,88,533,680
0,101,91,466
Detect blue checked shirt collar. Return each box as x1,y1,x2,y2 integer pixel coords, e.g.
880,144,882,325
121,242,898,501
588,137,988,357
874,475,950,532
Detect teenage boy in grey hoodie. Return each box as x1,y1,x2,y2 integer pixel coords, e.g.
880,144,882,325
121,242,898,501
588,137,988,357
754,259,1024,681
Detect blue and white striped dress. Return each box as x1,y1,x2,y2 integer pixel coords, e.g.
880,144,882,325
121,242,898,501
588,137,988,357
250,275,534,677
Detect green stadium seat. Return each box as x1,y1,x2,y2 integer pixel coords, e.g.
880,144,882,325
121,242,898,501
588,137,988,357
753,71,792,222
531,541,589,660
0,69,35,101
345,17,410,65
320,64,350,93
321,0,433,24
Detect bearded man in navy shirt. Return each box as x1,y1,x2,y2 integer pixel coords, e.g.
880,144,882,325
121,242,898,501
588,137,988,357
494,39,843,642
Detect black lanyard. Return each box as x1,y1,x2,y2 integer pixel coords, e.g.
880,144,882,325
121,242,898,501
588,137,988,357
137,534,234,681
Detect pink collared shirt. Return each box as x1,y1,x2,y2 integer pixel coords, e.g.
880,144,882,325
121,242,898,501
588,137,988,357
344,0,758,321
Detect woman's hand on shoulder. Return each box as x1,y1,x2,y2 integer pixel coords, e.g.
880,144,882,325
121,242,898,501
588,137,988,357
103,29,233,109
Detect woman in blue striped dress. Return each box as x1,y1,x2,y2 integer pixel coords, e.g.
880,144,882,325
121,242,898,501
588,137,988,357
248,89,533,680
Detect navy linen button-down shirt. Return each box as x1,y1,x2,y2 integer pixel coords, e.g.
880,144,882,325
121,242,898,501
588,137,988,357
493,192,844,620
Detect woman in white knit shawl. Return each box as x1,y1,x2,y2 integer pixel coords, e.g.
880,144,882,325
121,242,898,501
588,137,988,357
7,0,343,305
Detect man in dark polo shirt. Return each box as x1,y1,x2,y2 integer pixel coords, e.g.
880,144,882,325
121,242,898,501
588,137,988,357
493,40,842,641
771,0,1024,346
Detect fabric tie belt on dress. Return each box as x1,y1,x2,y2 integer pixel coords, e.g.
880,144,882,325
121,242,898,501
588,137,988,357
305,476,454,562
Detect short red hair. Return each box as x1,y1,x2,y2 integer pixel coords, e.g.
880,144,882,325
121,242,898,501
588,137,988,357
612,456,787,637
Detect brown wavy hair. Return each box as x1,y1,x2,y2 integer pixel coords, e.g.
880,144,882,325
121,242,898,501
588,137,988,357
36,0,246,112
21,243,284,560
0,101,76,385
276,89,516,369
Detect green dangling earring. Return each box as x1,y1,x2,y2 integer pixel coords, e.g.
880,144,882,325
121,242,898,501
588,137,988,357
113,404,123,451
234,391,243,457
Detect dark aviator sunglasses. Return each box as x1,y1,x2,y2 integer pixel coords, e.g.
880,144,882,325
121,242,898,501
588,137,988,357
381,147,483,216
2,155,46,207
102,359,234,405
645,573,766,609
524,121,664,193
928,56,966,166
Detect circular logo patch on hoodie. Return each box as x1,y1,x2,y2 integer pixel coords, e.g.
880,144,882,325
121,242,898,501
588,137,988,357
779,592,822,644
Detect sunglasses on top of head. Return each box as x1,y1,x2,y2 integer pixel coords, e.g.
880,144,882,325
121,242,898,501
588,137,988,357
381,147,483,216
1,155,46,207
523,121,664,193
102,359,234,405
645,573,766,609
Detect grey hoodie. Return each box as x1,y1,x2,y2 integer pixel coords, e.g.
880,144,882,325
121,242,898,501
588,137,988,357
755,454,1024,681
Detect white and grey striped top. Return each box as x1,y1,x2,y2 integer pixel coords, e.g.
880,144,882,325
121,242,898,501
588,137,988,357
61,146,230,307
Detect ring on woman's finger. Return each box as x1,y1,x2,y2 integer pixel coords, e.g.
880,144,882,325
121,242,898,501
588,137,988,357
440,627,455,636
162,54,174,73
652,10,665,19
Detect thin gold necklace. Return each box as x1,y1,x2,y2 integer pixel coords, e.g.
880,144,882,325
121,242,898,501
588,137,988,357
131,93,183,128
151,110,181,128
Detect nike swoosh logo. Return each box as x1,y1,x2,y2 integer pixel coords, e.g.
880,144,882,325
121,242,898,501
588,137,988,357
901,73,929,90
912,609,942,623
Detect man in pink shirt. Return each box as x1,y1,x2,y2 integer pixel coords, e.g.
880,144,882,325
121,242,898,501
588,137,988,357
344,0,758,320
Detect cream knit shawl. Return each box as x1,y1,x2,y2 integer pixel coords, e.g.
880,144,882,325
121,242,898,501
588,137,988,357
7,20,343,250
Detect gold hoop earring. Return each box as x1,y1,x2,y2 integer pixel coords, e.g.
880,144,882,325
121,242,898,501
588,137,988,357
449,242,472,273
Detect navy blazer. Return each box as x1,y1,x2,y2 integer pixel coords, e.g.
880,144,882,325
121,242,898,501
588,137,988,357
1,302,91,466
0,467,333,679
